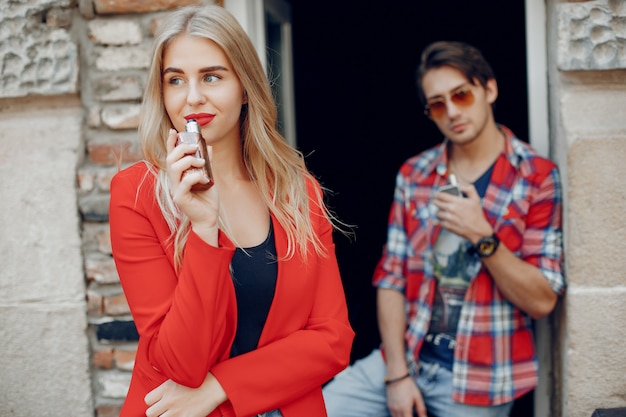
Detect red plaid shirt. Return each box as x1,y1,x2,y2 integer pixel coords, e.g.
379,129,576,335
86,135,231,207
373,126,565,405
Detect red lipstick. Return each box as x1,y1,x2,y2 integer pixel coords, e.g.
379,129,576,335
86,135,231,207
185,113,215,127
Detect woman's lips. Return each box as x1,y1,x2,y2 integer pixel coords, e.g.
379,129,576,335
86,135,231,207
185,114,215,127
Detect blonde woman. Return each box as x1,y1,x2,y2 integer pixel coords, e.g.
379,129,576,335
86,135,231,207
109,5,354,417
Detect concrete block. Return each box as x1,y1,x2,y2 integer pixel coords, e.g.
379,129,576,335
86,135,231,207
0,98,85,303
561,86,626,140
0,304,93,416
567,137,626,287
565,291,626,417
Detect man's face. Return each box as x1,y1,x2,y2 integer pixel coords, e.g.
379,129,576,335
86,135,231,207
421,66,497,146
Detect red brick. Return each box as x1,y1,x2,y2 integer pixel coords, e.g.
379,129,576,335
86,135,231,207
103,293,130,316
87,290,104,315
101,104,141,130
97,228,112,255
96,404,122,417
94,0,203,15
114,349,137,371
85,255,119,285
77,169,96,192
148,15,166,36
93,347,114,369
88,105,102,128
97,168,118,192
87,138,143,165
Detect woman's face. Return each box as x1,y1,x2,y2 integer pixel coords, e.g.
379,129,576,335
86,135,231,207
162,34,246,146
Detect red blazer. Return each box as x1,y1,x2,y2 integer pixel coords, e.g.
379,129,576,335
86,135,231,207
109,162,354,417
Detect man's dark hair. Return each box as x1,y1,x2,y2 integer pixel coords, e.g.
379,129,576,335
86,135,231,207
415,41,495,105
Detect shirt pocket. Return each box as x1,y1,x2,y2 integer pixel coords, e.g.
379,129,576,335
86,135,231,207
498,199,530,252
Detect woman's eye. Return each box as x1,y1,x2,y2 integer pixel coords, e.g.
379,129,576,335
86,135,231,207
166,77,184,86
204,74,220,83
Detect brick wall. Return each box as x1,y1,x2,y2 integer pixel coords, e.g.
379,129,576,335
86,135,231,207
76,0,216,415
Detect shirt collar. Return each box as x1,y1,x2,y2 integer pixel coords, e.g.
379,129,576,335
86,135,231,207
427,124,521,177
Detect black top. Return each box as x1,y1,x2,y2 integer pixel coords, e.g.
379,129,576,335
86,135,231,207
229,221,278,357
472,162,495,198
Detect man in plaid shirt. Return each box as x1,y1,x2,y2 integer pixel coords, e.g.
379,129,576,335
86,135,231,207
323,41,565,417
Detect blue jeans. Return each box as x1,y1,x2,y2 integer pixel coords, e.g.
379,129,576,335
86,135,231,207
258,410,283,417
323,349,513,417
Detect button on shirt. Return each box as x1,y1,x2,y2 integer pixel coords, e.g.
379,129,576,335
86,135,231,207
372,125,565,406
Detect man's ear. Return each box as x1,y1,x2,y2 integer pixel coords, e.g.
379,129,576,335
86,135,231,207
485,78,498,105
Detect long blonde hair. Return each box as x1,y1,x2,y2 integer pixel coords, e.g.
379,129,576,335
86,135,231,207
139,5,335,268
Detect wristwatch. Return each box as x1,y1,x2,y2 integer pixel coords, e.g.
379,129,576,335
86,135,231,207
474,234,500,258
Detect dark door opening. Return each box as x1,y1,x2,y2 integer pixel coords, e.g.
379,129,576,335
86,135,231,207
288,1,531,415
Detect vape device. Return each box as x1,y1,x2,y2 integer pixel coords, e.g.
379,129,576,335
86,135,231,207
438,173,461,196
176,119,213,191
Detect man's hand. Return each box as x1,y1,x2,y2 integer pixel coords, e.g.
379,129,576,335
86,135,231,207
386,377,427,417
434,184,559,318
433,184,492,244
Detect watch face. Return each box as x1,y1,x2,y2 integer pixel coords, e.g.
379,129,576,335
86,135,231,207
476,235,499,257
478,239,496,255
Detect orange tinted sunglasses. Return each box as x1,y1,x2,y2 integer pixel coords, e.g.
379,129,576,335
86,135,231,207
424,88,475,119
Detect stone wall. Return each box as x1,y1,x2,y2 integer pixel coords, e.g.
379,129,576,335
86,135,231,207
0,1,91,414
553,0,626,416
0,95,92,416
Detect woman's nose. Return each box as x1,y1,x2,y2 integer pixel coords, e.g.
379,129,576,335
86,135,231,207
186,82,206,106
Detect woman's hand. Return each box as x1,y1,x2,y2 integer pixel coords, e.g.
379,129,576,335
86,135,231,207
166,129,220,244
145,373,227,417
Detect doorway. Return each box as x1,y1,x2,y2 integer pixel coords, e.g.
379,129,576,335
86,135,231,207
287,1,533,415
